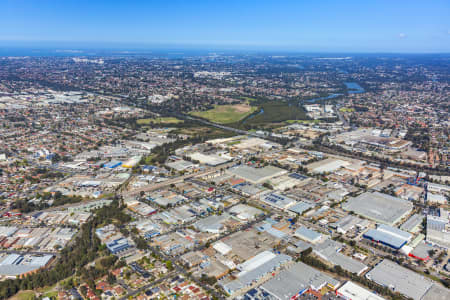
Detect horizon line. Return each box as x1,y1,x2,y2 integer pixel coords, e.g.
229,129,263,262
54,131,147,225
0,40,449,55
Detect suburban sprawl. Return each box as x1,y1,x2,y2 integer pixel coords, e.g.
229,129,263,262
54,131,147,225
0,53,448,300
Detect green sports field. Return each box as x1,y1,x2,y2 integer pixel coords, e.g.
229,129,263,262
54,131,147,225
190,104,257,124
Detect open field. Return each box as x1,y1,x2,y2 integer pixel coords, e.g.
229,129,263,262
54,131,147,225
11,291,36,300
11,288,57,300
242,96,258,103
339,107,355,112
137,117,183,125
190,104,257,124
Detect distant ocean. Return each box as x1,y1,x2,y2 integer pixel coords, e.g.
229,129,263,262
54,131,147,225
0,47,230,58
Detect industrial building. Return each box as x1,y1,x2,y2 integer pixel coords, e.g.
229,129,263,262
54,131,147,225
148,190,187,208
306,158,350,174
288,201,314,215
294,226,322,243
313,239,368,275
106,237,132,254
260,193,297,210
0,226,18,237
342,192,413,226
126,200,157,216
421,283,450,300
236,251,277,274
212,241,232,256
103,160,122,169
166,159,196,171
336,281,386,300
221,251,292,295
134,220,162,239
408,241,433,261
363,224,412,249
260,262,340,299
330,215,369,234
226,165,287,184
365,259,433,300
228,204,263,221
426,210,450,248
122,155,142,168
188,152,230,166
0,254,54,279
193,214,231,234
400,213,423,233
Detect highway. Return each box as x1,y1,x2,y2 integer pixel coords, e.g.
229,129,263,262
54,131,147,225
177,112,450,176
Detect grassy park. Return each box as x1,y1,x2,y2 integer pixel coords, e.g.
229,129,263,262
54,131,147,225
190,104,257,124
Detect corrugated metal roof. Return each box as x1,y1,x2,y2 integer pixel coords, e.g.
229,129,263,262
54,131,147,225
363,229,407,249
261,262,340,299
366,260,433,300
295,226,322,242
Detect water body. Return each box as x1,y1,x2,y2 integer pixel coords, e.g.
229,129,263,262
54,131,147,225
242,108,264,124
344,82,365,94
301,82,364,105
304,93,343,103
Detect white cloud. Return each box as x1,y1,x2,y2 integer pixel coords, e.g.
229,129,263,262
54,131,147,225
398,33,407,39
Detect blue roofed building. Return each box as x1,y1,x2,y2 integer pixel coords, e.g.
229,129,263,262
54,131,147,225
106,237,131,254
363,224,412,249
103,160,122,169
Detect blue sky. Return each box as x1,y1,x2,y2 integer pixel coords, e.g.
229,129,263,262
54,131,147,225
1,0,449,52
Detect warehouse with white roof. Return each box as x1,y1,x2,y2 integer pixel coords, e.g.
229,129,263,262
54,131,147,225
227,165,287,184
260,262,340,299
342,192,413,226
306,158,351,174
221,251,291,295
0,254,54,279
365,259,433,300
337,281,386,300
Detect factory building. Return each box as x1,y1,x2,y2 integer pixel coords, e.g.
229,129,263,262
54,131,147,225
363,224,412,249
365,260,433,300
226,165,287,184
336,281,386,300
342,192,413,226
260,262,340,299
0,254,54,279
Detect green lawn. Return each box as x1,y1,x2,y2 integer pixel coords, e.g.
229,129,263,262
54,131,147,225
43,291,58,298
137,117,183,125
12,291,36,300
242,97,258,103
190,104,257,124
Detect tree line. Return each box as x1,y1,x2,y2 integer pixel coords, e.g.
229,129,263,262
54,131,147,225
0,199,130,299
